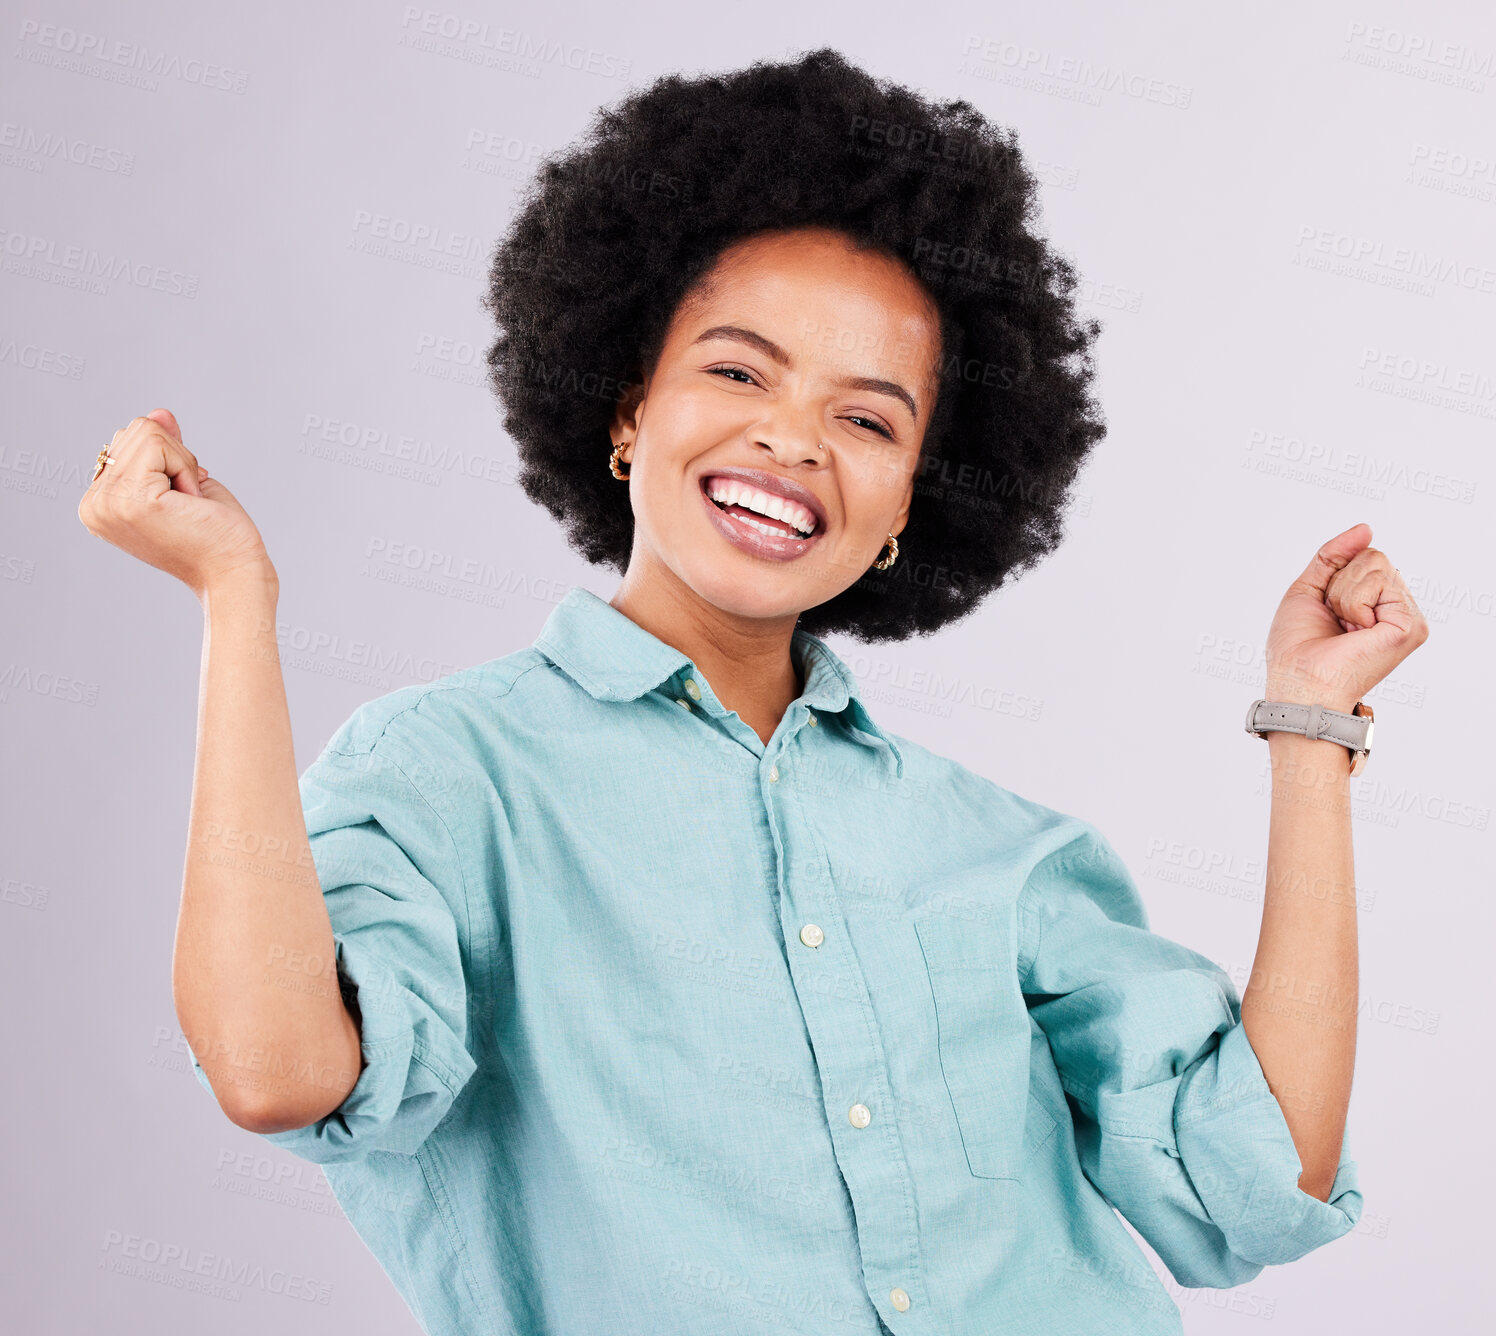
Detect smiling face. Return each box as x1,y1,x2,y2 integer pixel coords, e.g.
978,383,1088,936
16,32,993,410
609,226,942,623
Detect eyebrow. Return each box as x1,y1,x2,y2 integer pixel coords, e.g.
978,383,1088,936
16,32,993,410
690,323,920,421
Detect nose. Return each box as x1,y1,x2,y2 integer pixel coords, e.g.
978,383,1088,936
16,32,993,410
753,438,824,470
750,404,826,468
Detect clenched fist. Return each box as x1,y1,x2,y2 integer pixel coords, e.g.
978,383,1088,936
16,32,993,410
1264,522,1430,712
77,409,275,598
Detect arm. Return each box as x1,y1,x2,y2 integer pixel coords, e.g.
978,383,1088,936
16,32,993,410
1246,522,1429,1198
1019,821,1364,1288
1017,528,1423,1287
79,409,472,1158
1242,726,1356,1202
173,566,363,1133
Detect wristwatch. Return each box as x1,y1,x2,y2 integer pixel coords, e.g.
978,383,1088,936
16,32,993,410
1245,698,1375,775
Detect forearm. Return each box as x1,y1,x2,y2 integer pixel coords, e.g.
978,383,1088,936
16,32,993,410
172,566,362,1131
1240,720,1358,1202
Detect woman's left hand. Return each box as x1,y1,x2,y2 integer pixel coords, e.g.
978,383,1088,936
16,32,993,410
1264,522,1430,711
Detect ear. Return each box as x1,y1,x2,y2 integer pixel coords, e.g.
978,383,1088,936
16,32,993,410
608,375,649,453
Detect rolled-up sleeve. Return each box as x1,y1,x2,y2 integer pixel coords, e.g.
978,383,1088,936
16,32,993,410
1018,820,1363,1289
187,735,478,1165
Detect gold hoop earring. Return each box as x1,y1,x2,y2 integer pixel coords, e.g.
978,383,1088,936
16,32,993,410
874,532,898,570
609,440,631,480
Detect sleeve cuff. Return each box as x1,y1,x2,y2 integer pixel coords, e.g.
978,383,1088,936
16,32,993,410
1174,1021,1363,1266
187,936,476,1165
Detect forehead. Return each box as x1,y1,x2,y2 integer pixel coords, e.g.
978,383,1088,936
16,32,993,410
673,228,941,389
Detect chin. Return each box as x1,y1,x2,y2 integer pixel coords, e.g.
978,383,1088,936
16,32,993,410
678,561,821,623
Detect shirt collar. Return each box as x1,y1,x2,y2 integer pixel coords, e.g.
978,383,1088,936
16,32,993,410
533,585,904,778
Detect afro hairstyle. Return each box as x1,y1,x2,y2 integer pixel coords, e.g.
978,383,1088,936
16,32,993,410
481,46,1107,642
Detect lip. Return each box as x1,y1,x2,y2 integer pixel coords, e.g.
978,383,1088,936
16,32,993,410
697,466,829,532
698,468,828,563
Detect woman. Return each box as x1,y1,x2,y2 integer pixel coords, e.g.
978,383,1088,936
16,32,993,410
80,48,1426,1336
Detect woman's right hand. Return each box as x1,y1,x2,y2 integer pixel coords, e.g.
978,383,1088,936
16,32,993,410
78,409,275,597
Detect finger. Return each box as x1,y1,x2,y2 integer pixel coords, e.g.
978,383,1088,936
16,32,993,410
1342,571,1422,644
128,414,204,496
100,420,203,504
1329,550,1401,629
143,410,203,483
84,422,132,499
155,432,203,499
1326,570,1372,628
1328,570,1376,629
84,421,130,504
1288,522,1373,601
1392,567,1423,620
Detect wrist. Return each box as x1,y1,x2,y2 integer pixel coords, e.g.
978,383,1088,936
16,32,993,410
1264,728,1352,758
1263,683,1361,715
1253,694,1370,780
199,561,279,614
1265,729,1356,797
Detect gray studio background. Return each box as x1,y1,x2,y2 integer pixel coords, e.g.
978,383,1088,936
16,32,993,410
4,1,1491,1331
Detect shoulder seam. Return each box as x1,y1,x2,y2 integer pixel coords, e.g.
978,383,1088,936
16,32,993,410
324,655,551,758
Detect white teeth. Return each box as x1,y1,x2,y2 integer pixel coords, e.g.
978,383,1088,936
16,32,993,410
704,478,818,535
737,513,797,538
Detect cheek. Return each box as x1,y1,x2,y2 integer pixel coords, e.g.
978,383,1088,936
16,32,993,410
631,389,721,510
836,486,887,549
652,382,738,443
633,388,741,508
844,455,914,522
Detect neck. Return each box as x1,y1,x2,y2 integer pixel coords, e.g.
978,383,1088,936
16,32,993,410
609,560,803,748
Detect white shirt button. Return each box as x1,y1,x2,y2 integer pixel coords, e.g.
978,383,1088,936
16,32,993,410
675,698,692,710
890,1286,911,1312
768,764,779,782
799,924,824,948
684,678,702,701
848,1103,871,1128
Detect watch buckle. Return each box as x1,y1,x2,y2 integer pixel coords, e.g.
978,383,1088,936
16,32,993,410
1244,697,1269,739
1349,700,1374,776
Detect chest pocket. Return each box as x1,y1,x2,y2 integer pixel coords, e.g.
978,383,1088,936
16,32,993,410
915,908,1057,1181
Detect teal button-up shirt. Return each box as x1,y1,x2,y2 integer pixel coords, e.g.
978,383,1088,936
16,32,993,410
190,584,1361,1335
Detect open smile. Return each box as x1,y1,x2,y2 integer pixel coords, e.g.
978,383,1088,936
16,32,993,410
698,473,827,562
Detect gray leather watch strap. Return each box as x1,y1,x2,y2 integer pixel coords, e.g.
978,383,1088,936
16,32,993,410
1244,699,1373,751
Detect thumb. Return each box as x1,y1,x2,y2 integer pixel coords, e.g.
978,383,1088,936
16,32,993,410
1290,522,1373,600
145,408,182,442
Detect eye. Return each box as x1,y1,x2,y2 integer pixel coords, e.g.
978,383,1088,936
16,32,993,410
707,364,758,386
843,414,894,440
707,364,895,440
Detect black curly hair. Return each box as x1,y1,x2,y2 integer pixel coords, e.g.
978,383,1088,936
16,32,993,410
481,47,1106,642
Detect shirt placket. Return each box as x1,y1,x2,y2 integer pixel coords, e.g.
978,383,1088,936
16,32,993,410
765,710,929,1330
663,664,928,1328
